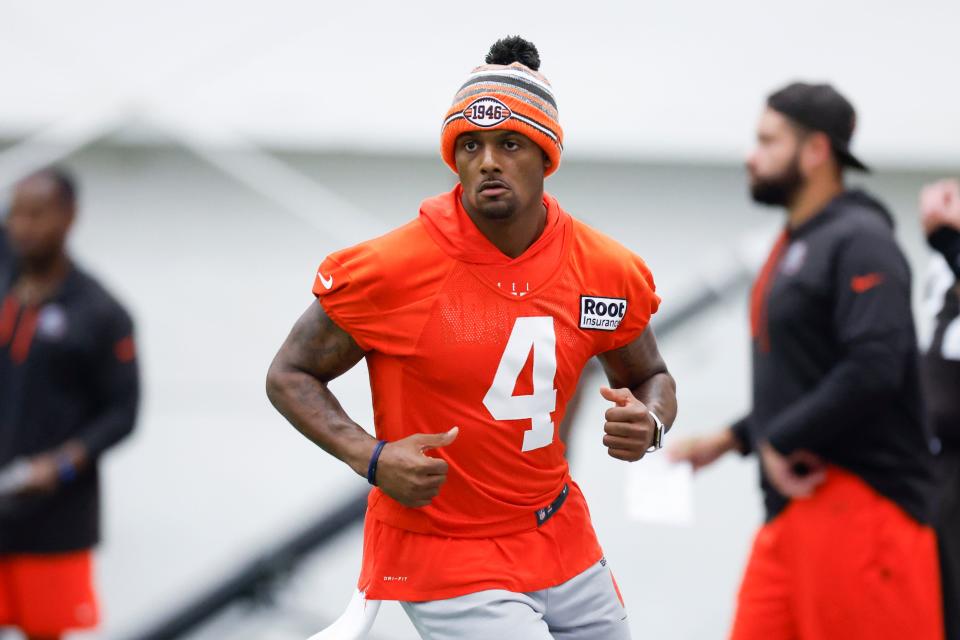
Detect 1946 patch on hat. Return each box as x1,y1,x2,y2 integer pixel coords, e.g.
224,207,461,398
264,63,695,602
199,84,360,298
463,97,512,128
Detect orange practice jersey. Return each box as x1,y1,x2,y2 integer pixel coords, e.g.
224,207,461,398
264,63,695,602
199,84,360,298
314,185,659,600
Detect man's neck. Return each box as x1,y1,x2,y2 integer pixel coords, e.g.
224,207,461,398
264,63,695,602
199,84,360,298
14,252,70,305
786,177,844,230
464,198,548,260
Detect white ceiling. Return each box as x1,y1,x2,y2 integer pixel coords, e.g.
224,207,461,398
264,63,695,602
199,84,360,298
1,0,958,167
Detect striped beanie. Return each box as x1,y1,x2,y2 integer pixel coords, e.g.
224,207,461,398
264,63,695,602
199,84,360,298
441,37,563,177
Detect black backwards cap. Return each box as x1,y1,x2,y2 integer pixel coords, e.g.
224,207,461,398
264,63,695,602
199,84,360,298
767,82,869,172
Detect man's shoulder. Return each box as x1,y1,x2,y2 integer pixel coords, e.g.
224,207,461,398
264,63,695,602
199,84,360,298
819,191,896,242
319,219,450,310
565,218,659,329
568,217,650,275
570,217,630,254
832,209,892,240
805,195,911,283
329,219,442,273
66,267,133,328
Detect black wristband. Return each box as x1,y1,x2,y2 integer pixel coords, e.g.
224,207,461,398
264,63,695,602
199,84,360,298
730,417,753,456
366,440,387,486
928,226,960,279
55,453,77,484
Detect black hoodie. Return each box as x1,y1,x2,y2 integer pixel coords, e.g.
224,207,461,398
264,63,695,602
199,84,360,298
732,190,936,523
0,227,10,281
0,265,139,552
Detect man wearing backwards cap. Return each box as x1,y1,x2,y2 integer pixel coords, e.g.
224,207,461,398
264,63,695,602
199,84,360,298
672,83,942,639
267,36,676,639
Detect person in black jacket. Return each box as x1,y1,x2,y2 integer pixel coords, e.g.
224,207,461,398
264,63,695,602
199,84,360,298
920,178,960,640
0,168,139,640
671,83,942,640
0,219,11,282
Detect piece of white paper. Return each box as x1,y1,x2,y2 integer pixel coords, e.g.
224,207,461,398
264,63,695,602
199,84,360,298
625,455,695,526
0,459,31,496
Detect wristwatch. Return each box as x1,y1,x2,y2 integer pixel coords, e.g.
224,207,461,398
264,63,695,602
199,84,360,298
646,410,667,452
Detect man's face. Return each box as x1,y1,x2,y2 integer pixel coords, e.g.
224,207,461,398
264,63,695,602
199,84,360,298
6,175,73,264
455,129,549,220
746,108,806,206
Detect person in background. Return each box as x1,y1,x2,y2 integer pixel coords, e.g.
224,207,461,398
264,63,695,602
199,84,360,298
919,178,960,640
670,83,942,639
0,167,139,640
0,211,11,280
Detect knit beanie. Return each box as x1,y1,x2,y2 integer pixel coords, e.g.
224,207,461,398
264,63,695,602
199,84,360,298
441,36,563,176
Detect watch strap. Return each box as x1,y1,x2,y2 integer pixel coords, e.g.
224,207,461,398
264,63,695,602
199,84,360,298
647,410,666,452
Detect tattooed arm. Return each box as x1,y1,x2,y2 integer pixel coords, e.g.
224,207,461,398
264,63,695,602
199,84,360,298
266,302,371,474
266,302,455,507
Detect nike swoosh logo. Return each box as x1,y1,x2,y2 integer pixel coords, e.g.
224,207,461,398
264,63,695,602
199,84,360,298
317,271,334,290
851,272,884,293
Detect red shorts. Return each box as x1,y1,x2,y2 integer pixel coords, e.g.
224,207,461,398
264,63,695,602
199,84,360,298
0,551,100,636
731,467,943,640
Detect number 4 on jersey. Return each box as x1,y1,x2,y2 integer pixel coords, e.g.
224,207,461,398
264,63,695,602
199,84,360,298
482,316,558,452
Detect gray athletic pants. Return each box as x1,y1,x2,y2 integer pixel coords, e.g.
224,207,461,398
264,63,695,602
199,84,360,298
400,559,631,640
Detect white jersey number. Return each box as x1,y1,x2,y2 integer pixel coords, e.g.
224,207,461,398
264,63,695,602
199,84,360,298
482,316,558,452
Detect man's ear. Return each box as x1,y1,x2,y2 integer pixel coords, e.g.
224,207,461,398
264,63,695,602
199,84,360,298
543,150,552,172
803,131,833,172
